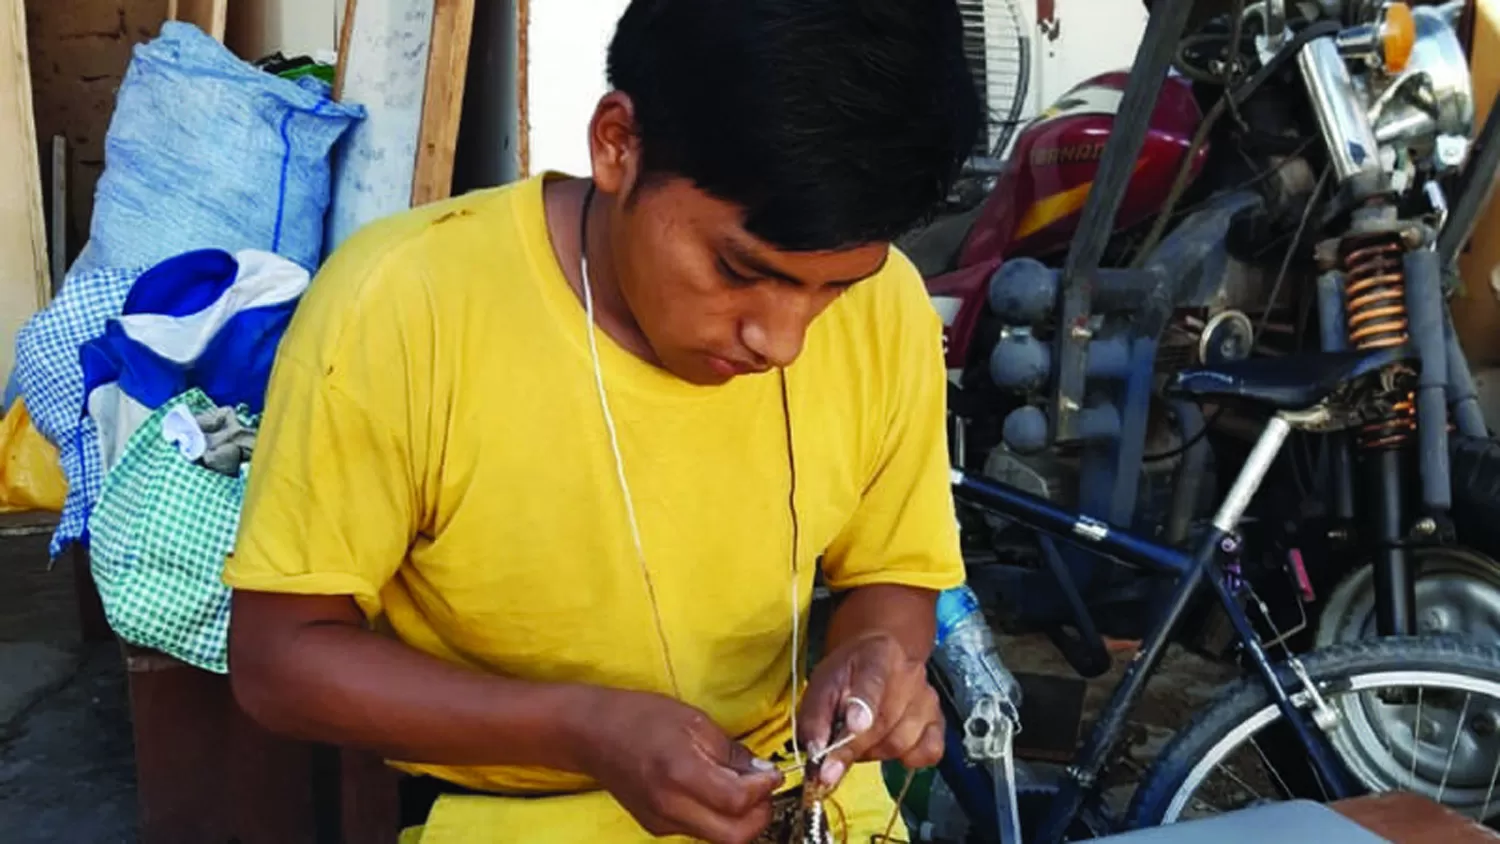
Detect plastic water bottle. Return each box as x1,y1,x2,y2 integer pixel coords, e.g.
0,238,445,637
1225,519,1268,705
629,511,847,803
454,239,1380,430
932,585,1023,719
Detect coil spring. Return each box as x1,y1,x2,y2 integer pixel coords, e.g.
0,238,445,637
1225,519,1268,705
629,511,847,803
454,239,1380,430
1341,232,1415,450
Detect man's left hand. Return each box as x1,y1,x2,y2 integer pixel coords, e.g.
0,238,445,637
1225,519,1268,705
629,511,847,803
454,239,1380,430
796,631,946,789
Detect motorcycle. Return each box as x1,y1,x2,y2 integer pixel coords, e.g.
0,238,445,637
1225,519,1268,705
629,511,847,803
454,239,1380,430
905,0,1500,680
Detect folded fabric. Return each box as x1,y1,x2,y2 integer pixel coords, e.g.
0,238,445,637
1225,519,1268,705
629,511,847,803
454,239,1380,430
196,406,257,476
80,248,308,474
13,266,145,556
89,389,252,673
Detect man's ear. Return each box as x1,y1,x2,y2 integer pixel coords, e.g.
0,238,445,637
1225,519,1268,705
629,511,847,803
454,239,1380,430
588,91,642,197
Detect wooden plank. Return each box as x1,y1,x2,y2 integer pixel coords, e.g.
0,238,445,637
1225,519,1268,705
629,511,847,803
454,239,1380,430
518,0,530,178
49,135,66,294
167,0,230,42
411,0,476,206
1335,793,1500,843
324,0,435,254
0,0,49,384
334,0,359,100
1454,0,1500,365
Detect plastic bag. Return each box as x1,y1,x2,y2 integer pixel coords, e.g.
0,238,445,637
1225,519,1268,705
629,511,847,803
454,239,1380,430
74,22,364,276
0,400,68,513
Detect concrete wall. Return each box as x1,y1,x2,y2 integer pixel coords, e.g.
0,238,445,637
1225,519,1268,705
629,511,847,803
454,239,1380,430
25,0,168,249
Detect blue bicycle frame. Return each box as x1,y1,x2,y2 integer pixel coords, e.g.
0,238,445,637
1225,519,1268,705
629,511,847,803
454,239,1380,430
937,415,1356,843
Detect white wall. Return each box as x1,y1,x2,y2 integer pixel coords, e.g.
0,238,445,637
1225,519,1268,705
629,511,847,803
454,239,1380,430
522,0,1148,178
1018,0,1150,121
526,0,630,177
227,0,341,63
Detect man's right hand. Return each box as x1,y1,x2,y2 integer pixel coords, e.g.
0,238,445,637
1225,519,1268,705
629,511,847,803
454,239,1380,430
568,688,784,844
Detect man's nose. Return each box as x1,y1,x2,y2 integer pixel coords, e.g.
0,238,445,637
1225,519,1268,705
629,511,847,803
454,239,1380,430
741,303,811,369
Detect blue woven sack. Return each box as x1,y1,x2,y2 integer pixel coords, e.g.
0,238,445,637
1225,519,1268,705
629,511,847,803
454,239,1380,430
74,22,364,275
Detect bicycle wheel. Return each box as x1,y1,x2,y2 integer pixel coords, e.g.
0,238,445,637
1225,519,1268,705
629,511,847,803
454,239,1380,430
1125,636,1500,828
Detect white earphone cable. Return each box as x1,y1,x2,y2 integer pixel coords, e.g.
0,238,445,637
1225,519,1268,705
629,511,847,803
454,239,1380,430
578,184,803,766
581,246,683,699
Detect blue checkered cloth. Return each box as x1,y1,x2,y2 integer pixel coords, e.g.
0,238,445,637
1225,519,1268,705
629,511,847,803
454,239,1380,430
13,264,145,557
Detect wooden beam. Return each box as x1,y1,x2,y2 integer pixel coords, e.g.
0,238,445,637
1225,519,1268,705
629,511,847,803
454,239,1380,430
411,0,477,205
333,0,358,101
0,0,50,382
167,0,229,43
518,0,530,179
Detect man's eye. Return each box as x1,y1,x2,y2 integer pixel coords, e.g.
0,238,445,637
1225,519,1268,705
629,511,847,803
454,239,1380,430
716,256,757,286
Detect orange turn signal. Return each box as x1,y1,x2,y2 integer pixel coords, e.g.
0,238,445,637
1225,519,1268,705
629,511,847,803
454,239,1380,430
1383,2,1416,73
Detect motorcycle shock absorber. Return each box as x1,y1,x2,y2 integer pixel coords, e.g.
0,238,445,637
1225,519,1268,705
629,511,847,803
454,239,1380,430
1339,231,1417,635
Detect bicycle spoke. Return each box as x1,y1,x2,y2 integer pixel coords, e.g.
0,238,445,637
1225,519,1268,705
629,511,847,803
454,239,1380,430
1437,692,1473,805
1213,755,1267,806
1483,738,1500,819
1411,688,1426,791
1249,736,1297,800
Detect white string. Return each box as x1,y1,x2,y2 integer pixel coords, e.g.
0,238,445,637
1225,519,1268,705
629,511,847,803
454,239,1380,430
580,249,682,698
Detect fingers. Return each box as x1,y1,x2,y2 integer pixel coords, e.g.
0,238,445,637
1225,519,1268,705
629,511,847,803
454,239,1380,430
682,742,784,817
649,754,780,844
642,783,774,844
817,684,945,787
796,659,851,758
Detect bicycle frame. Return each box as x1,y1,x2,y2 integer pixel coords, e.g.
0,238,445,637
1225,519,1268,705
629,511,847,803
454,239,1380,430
947,415,1355,843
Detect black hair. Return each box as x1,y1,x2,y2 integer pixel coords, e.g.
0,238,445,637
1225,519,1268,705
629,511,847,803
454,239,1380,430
606,0,983,252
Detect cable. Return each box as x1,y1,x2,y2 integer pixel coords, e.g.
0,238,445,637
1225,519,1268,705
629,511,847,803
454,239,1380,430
781,369,805,769
578,183,682,699
1143,405,1224,462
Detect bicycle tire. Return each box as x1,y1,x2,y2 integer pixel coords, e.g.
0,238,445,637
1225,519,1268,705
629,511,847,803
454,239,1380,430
1124,636,1500,828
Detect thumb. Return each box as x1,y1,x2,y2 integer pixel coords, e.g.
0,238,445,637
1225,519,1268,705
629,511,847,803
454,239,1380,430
724,740,781,778
797,667,849,757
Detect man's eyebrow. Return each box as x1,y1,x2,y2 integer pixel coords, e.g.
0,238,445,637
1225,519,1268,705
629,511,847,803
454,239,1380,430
722,238,888,287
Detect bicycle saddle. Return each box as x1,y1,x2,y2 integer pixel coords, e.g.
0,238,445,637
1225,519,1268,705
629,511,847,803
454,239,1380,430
1164,345,1419,415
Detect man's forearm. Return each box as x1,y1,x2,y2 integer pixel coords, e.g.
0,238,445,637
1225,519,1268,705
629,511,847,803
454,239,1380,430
229,592,598,771
824,583,939,662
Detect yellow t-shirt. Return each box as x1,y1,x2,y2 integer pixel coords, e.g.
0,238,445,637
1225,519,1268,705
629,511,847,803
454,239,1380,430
224,174,964,838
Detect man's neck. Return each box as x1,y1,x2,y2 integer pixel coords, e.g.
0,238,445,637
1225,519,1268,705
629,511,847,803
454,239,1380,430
543,177,659,366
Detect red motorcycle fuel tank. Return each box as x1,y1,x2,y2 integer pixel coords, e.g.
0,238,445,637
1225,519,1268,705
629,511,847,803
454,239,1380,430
958,71,1209,268
929,71,1208,371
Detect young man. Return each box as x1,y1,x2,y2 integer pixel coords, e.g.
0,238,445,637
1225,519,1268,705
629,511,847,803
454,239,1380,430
223,1,982,841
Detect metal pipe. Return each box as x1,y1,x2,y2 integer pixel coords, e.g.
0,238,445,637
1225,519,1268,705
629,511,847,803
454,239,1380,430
1165,400,1209,546
1438,91,1500,268
1052,0,1200,442
1038,526,1224,841
1317,272,1356,520
1405,249,1452,512
1365,447,1415,635
1297,36,1385,198
1443,311,1488,437
1213,416,1292,533
950,470,1194,577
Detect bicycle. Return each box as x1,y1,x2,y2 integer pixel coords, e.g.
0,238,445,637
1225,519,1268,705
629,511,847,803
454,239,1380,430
928,343,1500,842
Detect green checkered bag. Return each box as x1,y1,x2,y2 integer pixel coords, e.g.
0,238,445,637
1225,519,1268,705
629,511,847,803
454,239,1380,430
88,389,254,673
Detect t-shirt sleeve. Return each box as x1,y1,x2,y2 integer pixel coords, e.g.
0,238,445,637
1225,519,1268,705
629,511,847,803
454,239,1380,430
820,257,966,593
223,238,429,621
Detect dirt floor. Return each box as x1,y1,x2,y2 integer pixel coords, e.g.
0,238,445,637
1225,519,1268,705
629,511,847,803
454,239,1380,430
0,515,1237,843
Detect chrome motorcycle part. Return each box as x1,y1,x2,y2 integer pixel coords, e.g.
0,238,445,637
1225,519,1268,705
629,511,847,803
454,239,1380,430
1200,310,1256,365
1298,34,1384,192
1368,3,1474,162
